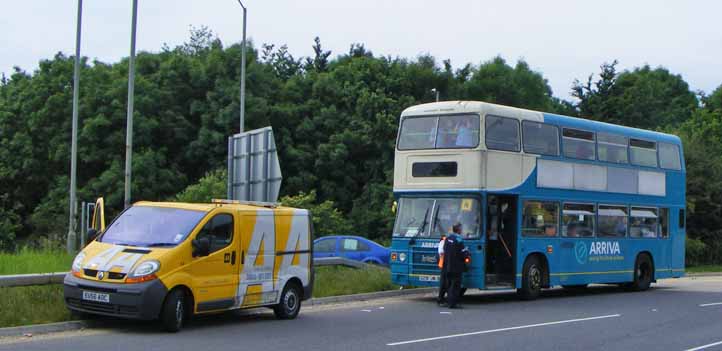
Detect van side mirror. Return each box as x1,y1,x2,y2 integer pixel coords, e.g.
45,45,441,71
87,228,99,242
192,237,211,257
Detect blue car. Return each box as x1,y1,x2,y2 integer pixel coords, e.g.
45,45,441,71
313,235,390,265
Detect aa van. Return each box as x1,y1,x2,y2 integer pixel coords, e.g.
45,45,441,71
64,199,312,332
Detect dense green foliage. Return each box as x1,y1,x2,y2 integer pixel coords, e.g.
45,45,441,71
1,28,721,264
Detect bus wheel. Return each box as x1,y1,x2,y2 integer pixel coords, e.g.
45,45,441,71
160,289,186,332
274,282,302,320
518,256,543,300
630,254,653,291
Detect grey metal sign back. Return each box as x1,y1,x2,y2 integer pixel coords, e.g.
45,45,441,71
227,127,282,202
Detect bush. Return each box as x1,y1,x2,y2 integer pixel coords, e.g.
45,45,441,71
281,191,352,238
174,169,227,203
686,237,708,267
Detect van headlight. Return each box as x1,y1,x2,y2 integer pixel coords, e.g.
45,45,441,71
126,260,160,283
71,252,86,272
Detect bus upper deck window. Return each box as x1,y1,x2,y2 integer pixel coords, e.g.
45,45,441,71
630,139,658,168
486,115,520,152
563,128,596,160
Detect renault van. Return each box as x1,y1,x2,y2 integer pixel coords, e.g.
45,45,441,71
64,199,313,332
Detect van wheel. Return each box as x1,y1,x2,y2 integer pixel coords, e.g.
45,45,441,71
161,289,186,332
518,256,543,300
274,282,302,320
630,254,653,291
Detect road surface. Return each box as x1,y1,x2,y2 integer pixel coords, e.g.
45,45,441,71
2,276,722,351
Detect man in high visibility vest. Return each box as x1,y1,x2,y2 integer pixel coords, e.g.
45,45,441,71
437,235,447,306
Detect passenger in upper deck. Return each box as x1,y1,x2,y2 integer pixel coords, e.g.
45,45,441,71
455,119,475,147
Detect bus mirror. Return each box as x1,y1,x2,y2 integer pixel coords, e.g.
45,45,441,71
392,201,398,214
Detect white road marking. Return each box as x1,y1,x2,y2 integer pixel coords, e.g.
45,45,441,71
360,309,372,312
439,311,452,315
378,307,385,310
699,302,722,307
684,340,722,351
386,314,621,346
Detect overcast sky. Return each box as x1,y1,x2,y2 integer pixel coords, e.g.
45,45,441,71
1,0,720,100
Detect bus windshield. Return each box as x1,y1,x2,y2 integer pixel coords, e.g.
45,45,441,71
99,206,207,247
397,114,479,150
393,197,481,239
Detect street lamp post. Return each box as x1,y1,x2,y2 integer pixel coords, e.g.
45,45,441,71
237,0,247,133
431,88,439,102
67,0,83,254
124,0,139,208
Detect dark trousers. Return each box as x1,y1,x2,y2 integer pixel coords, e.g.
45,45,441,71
445,272,463,307
437,269,448,302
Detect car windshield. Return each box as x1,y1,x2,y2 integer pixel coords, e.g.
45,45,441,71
393,197,481,239
99,206,207,247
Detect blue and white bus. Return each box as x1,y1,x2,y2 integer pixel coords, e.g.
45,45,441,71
389,101,685,299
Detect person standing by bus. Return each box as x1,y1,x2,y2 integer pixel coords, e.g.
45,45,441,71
443,224,466,308
437,235,448,306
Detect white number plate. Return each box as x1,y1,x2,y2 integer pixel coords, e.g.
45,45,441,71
418,275,439,282
82,291,110,303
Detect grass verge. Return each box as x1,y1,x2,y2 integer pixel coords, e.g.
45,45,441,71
313,265,397,298
0,248,73,275
686,265,722,273
0,285,71,328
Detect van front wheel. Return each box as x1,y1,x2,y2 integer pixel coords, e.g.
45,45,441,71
274,282,302,320
160,289,186,332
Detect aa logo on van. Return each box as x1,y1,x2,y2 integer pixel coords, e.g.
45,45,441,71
574,242,588,264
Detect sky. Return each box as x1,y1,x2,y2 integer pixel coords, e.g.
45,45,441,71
1,0,720,100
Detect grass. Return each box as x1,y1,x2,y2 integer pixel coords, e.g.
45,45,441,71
0,249,396,327
686,265,722,273
313,265,397,298
0,248,74,275
0,286,71,328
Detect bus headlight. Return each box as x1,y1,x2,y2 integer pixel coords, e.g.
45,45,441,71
399,253,407,262
390,252,398,262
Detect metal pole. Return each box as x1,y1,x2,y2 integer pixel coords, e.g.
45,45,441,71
67,0,82,254
124,0,138,208
431,88,439,102
237,0,247,133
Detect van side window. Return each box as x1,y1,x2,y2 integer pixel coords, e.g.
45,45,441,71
197,214,234,254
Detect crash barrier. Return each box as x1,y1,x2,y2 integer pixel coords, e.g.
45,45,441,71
0,257,370,288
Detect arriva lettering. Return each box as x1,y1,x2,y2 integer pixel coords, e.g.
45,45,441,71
589,241,621,256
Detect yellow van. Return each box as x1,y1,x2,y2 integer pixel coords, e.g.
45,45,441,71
63,199,313,332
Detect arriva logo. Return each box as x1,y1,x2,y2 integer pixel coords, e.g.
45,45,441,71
575,241,623,264
574,242,588,264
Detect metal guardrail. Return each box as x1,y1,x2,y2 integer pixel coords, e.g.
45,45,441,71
0,257,372,288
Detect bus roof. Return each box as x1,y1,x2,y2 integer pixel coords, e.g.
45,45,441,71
400,100,681,145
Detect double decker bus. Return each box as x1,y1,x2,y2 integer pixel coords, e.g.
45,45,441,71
389,101,685,299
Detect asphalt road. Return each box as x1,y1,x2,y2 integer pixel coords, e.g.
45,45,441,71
2,277,722,351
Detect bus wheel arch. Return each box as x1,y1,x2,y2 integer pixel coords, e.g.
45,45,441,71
518,253,548,300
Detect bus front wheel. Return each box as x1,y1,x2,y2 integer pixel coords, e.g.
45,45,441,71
518,256,543,300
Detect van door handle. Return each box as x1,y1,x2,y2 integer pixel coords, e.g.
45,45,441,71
241,250,244,264
231,251,236,265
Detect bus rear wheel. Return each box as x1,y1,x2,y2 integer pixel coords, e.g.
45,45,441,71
518,256,543,300
630,254,653,291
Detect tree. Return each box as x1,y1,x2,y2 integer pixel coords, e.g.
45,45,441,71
572,61,698,129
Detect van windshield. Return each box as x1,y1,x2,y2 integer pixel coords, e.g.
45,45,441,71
99,206,207,247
